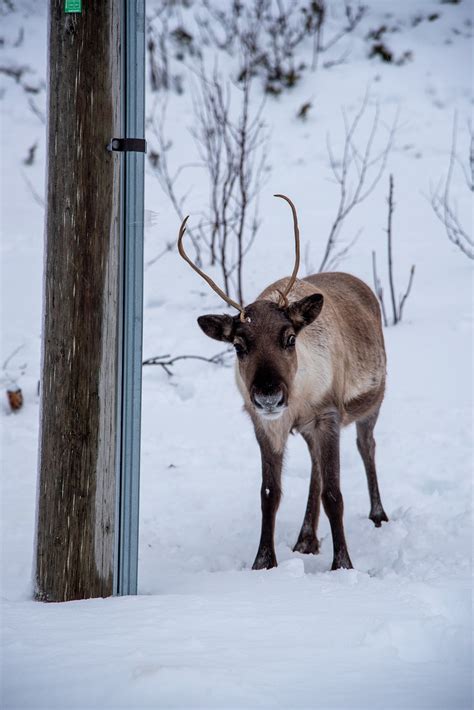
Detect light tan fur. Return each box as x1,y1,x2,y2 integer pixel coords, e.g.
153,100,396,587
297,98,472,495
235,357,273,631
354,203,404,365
184,199,389,571
235,272,386,453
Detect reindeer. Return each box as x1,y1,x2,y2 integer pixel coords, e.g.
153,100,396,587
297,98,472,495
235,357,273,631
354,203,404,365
178,194,389,571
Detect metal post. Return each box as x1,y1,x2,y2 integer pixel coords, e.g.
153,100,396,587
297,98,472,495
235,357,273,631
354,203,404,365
114,0,145,596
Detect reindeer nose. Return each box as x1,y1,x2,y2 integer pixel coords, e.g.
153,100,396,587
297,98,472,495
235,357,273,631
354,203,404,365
252,389,285,411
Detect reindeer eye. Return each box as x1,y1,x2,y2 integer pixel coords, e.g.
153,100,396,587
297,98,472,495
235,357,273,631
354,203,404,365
286,334,296,348
233,342,246,357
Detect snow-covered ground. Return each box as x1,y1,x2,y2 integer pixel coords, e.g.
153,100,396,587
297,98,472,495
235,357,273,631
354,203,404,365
1,1,472,708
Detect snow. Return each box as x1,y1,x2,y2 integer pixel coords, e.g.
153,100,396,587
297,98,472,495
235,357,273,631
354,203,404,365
1,1,472,708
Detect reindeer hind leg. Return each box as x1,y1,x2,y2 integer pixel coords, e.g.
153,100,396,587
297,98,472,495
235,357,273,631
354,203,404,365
356,408,388,527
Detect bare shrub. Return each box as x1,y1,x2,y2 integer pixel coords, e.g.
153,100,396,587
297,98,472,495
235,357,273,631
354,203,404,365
431,114,473,260
318,92,397,271
147,97,204,266
197,1,367,95
313,1,367,68
148,69,268,305
372,175,415,326
146,3,200,94
191,70,268,303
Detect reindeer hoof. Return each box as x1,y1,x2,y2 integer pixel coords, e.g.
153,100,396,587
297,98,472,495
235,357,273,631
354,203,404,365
293,536,320,555
331,551,353,570
369,510,389,527
252,549,277,570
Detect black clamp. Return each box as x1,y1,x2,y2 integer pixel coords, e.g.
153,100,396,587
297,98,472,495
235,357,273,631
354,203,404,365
107,138,147,153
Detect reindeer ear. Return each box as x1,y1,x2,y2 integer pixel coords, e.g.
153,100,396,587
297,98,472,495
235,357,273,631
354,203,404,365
197,314,235,342
287,293,324,332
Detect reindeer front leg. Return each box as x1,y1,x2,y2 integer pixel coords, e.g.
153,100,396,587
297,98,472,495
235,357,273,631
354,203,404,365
317,411,353,571
252,434,284,570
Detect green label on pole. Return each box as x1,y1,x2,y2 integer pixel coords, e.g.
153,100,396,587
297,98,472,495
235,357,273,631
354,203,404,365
65,0,82,12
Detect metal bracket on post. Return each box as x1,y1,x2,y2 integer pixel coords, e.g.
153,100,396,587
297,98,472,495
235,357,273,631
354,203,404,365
107,138,147,153
114,0,145,597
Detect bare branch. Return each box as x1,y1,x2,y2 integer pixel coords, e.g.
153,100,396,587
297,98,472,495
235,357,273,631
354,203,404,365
21,170,44,208
190,66,268,303
371,250,388,328
147,67,268,303
320,1,367,54
1,344,27,389
2,344,25,372
456,127,473,193
386,174,397,324
319,93,396,271
27,96,45,124
372,175,415,326
324,228,361,271
0,63,30,82
398,264,415,323
147,98,203,265
431,113,473,260
146,6,198,95
145,240,174,269
142,348,233,377
197,1,366,94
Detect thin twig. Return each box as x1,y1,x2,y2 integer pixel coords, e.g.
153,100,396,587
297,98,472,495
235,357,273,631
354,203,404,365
22,171,44,208
146,241,174,268
398,265,415,323
1,344,27,388
371,250,388,327
386,174,397,325
2,344,25,372
142,349,233,376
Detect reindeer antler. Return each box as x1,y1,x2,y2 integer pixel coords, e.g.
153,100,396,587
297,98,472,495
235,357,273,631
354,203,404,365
178,195,300,315
273,194,300,307
177,216,247,321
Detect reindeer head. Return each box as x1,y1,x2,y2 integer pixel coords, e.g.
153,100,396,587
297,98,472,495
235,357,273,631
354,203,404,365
178,195,324,420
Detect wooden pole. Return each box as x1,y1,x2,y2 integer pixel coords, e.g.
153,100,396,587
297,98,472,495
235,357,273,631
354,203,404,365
35,1,121,601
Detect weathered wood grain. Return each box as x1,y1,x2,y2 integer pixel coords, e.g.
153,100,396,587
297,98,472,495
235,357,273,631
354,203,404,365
35,1,121,601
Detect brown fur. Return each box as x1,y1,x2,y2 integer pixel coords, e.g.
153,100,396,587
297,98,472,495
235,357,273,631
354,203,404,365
198,272,389,571
257,273,386,421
